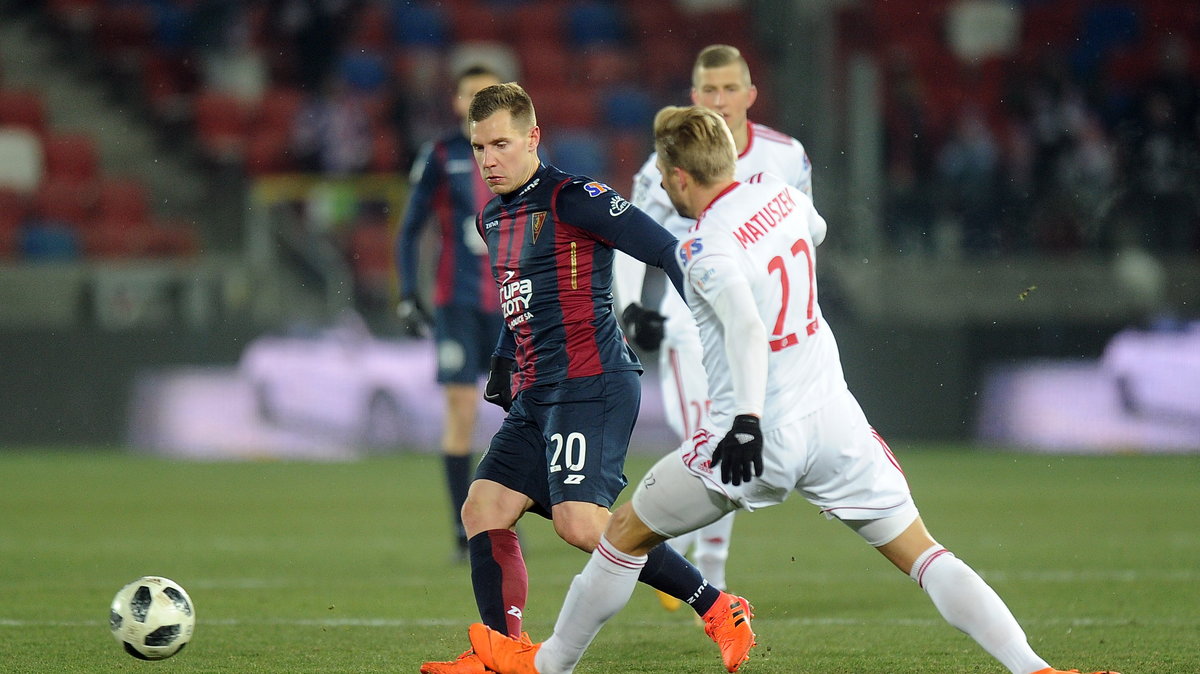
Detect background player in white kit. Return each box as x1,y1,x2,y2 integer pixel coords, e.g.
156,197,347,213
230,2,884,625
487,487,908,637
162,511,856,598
468,106,1119,674
615,44,813,602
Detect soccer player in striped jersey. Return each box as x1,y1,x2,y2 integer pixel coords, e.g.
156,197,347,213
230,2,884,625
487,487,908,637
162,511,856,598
615,44,813,607
468,106,1120,674
395,65,504,563
421,84,755,674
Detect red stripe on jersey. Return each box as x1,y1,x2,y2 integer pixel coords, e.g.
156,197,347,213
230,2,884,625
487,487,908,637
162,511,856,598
694,181,742,229
473,170,499,312
433,143,455,305
669,347,691,437
738,120,754,159
872,428,905,475
551,181,603,379
498,203,533,389
751,122,793,145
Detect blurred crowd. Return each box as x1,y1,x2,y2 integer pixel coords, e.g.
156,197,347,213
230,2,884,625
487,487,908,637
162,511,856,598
877,1,1200,257
4,0,1196,264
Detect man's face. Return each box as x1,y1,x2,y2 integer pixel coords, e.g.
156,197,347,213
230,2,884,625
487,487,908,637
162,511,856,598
454,74,501,122
656,156,694,220
470,110,540,195
691,63,757,134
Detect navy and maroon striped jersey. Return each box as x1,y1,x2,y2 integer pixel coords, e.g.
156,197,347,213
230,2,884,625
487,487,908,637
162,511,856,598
478,164,683,392
396,132,497,311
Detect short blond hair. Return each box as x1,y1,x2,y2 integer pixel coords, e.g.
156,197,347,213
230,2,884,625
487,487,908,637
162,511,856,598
692,44,751,88
653,106,736,186
468,82,537,129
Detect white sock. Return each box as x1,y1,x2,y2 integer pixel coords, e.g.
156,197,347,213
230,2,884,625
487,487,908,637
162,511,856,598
693,512,735,590
536,535,646,674
911,545,1050,674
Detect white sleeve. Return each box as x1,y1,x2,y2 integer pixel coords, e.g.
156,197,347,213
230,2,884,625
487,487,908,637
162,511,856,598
614,155,674,312
792,139,813,200
688,252,767,418
806,195,827,247
612,251,646,313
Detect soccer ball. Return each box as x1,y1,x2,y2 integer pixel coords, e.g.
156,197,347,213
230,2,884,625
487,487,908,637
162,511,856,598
109,576,195,660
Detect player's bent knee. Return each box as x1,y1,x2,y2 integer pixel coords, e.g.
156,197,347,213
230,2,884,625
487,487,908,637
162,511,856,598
843,501,921,547
551,502,610,552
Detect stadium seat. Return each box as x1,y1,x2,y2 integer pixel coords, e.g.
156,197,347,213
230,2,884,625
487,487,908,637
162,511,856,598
392,2,449,47
544,129,607,177
256,86,305,135
192,89,253,164
517,42,573,89
42,132,100,183
580,45,635,87
244,129,296,176
511,0,565,45
448,1,509,42
0,89,49,137
601,85,655,130
19,221,81,262
140,53,200,124
567,1,625,46
347,2,393,51
0,186,31,233
33,176,96,228
93,177,150,228
524,85,599,128
339,51,389,94
0,127,44,194
92,2,155,70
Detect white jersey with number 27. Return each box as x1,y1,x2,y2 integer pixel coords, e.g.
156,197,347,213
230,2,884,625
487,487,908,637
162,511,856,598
678,173,845,433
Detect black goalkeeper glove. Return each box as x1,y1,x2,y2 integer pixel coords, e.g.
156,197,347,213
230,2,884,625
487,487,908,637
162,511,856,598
483,355,515,411
711,415,764,486
621,302,666,351
396,295,432,338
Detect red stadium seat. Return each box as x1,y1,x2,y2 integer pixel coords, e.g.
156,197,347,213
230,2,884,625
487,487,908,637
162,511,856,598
192,89,253,164
448,1,510,42
0,88,49,137
517,42,573,89
33,176,96,227
42,132,100,183
93,178,150,228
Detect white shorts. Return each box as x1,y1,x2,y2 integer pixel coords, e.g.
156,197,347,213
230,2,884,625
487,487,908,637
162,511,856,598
633,388,916,538
657,291,708,440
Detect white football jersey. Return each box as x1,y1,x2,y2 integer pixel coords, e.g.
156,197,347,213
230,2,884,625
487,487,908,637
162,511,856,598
678,174,845,431
614,121,814,311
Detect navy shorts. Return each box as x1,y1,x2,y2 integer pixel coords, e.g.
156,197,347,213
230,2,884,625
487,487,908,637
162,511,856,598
434,305,503,384
475,370,641,518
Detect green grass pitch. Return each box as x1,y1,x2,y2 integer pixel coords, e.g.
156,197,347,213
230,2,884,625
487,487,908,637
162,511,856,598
1,446,1197,673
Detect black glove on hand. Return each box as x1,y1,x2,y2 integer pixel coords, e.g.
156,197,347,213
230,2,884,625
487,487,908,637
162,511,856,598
483,356,515,411
621,302,666,351
396,296,432,338
711,415,764,486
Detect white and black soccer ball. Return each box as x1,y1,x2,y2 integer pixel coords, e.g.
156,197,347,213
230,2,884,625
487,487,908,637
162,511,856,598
109,576,195,660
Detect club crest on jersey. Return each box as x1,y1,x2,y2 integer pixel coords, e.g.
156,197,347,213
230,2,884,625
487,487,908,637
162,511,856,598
530,211,547,243
679,237,704,264
608,194,630,216
583,181,610,197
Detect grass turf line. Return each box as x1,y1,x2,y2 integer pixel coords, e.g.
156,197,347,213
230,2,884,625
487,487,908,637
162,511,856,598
0,447,1196,672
